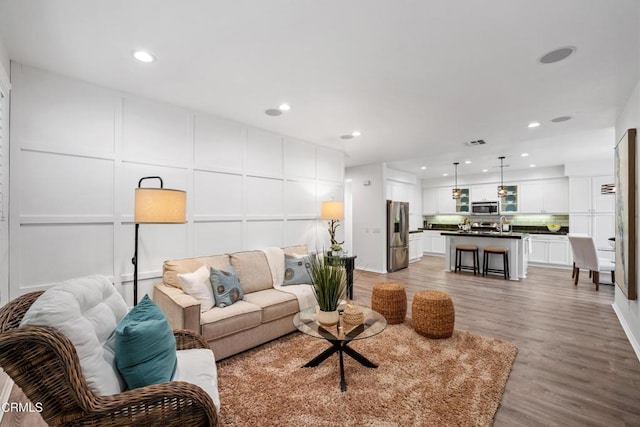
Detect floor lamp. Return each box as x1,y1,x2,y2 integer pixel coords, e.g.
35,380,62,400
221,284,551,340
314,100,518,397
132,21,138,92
133,176,186,306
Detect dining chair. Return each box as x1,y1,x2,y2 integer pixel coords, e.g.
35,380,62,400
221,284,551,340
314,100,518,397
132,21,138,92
567,233,588,280
568,235,615,290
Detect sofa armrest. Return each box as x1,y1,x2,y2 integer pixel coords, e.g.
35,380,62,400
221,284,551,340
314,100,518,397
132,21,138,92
153,283,201,334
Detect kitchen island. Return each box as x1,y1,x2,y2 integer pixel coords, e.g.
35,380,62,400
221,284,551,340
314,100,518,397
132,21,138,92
440,231,531,280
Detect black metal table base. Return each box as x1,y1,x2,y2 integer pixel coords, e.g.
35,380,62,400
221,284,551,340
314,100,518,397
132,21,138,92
302,340,377,392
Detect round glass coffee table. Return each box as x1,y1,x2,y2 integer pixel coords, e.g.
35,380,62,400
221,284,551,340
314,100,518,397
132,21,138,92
293,306,387,392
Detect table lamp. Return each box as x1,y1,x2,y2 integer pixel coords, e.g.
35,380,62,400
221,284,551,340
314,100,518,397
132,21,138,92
320,201,344,247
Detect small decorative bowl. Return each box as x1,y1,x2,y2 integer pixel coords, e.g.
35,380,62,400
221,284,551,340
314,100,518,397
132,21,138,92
547,224,561,232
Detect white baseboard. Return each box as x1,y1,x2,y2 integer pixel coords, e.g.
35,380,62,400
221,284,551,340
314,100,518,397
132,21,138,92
0,375,14,423
612,302,640,363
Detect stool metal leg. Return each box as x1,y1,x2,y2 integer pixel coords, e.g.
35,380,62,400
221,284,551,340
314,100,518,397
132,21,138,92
505,252,510,279
472,250,477,275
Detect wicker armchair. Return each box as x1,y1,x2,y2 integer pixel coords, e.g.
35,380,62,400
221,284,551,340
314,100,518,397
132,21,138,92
0,291,219,426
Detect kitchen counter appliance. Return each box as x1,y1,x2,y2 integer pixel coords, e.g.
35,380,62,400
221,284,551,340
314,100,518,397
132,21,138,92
387,200,409,272
471,201,500,215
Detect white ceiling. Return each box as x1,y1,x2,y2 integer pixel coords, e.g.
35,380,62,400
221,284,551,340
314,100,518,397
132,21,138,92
0,0,638,179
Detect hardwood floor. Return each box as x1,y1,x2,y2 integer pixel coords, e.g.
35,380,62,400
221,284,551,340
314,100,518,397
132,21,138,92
352,255,640,426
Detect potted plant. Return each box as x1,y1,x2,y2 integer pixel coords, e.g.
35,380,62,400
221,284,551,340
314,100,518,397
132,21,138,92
329,243,343,257
307,253,346,326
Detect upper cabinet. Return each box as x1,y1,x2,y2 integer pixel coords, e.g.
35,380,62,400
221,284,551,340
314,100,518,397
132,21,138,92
470,184,497,202
519,179,569,213
423,187,438,214
424,177,569,215
437,187,457,214
422,186,467,214
569,176,614,213
501,185,518,213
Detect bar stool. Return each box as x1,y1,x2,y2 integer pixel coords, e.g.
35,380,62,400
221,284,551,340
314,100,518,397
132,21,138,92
483,246,510,279
455,244,480,275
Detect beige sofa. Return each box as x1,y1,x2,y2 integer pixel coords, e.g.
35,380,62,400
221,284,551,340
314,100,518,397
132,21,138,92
153,245,315,360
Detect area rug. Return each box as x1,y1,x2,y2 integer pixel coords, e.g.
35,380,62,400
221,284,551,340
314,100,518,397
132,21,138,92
216,320,517,426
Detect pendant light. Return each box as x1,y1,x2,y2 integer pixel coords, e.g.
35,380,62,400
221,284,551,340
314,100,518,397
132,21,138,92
452,162,461,199
497,156,507,198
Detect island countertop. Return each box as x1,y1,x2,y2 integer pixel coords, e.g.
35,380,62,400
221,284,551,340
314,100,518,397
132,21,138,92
440,231,530,240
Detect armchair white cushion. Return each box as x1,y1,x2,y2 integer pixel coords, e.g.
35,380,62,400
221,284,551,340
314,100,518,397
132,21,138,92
20,275,128,395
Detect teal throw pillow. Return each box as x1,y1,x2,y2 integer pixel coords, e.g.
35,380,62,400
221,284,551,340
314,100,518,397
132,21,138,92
115,295,177,390
283,254,312,286
210,266,244,308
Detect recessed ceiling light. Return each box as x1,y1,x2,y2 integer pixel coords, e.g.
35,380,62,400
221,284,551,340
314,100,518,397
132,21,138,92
278,103,291,111
551,116,572,123
528,122,541,128
265,109,282,116
521,153,529,157
352,130,362,137
539,46,576,64
340,134,354,140
443,173,448,177
529,164,536,168
420,166,427,170
464,160,471,164
482,169,488,173
132,50,156,63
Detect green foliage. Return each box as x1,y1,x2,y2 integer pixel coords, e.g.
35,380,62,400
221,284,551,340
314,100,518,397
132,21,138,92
307,253,346,311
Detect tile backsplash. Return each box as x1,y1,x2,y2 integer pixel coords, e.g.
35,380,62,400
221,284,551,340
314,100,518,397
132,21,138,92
424,214,569,226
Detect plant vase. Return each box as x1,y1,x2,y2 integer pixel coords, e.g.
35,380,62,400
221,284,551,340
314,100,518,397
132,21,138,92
316,309,340,327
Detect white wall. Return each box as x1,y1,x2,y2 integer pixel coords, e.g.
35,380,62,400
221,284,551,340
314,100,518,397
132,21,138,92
346,163,386,273
0,34,9,306
8,63,344,305
613,79,640,359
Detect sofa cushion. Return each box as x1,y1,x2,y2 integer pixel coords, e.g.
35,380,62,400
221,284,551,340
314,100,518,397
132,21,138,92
283,254,312,286
115,295,177,390
20,275,128,395
178,265,215,312
210,266,244,308
174,349,220,411
163,254,230,288
242,289,298,323
200,301,262,340
229,251,273,294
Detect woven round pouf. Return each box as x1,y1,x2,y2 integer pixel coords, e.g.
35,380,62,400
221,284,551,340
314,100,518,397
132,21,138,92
371,282,407,324
412,290,455,339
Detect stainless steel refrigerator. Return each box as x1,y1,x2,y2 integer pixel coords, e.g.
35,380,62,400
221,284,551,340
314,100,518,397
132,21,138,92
387,200,409,272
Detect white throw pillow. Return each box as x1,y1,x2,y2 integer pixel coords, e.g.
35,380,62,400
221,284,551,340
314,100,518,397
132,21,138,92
174,349,220,411
178,265,215,312
20,275,129,395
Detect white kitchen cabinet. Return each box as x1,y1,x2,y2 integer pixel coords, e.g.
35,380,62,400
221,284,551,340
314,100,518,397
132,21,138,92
437,187,457,214
519,179,569,213
569,176,615,213
422,187,438,214
528,234,571,266
470,184,497,202
409,232,423,262
422,230,446,255
568,175,615,249
387,181,410,203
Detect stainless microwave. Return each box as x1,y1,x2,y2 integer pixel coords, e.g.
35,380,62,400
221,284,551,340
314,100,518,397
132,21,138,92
471,201,500,214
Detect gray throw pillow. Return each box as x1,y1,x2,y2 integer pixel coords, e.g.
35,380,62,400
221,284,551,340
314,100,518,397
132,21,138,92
210,266,244,307
283,254,312,286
